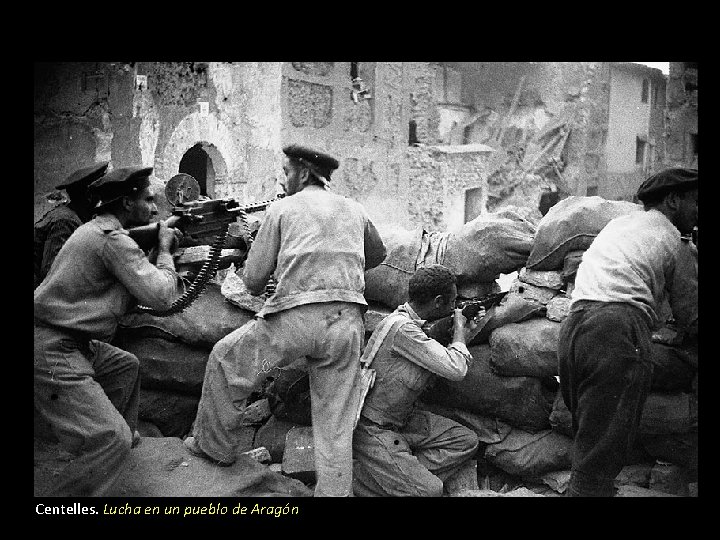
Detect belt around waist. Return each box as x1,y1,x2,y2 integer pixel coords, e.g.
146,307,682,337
34,320,92,345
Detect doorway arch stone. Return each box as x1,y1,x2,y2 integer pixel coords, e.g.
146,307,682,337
155,111,240,206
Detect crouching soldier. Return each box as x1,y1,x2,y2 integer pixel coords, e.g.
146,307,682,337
353,264,484,496
34,166,182,496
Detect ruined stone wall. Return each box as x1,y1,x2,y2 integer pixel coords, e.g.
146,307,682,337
34,62,282,221
406,147,490,231
445,62,606,204
665,62,698,169
281,62,418,228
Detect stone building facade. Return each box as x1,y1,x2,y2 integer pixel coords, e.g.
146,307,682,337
664,62,698,170
34,61,696,233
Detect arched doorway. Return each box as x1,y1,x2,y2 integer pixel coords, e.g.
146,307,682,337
179,143,217,198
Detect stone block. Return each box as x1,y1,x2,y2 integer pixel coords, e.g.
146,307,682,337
649,461,690,496
518,267,564,290
509,279,558,305
457,281,501,299
241,446,271,464
616,485,677,497
541,469,571,494
240,398,272,426
614,463,652,488
281,426,316,484
444,460,479,495
546,296,571,322
254,415,304,463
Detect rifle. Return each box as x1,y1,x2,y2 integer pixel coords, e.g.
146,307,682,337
422,290,509,346
127,174,283,317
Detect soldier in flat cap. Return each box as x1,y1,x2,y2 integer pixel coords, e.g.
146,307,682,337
185,144,386,496
558,168,698,497
34,166,182,496
34,161,109,288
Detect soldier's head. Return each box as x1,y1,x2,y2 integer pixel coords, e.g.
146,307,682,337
89,167,158,227
637,168,698,235
408,264,458,321
281,144,339,196
56,161,109,221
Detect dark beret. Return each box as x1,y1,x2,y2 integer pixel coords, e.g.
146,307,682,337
56,161,110,191
637,168,698,203
283,144,339,180
89,166,153,208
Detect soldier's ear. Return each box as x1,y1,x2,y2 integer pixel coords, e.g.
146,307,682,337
664,192,681,212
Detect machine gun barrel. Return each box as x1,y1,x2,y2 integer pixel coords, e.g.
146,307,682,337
128,194,283,251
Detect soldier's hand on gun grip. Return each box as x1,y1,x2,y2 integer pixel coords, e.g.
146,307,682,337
157,221,179,253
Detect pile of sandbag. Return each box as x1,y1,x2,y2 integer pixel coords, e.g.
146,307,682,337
105,194,696,494
113,282,255,437
364,210,536,310
420,195,697,494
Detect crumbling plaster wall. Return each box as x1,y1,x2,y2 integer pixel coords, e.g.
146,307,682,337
34,62,283,221
281,62,416,228
34,62,119,222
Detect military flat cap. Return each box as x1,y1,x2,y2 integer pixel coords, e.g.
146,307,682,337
283,144,339,182
89,166,153,208
637,168,698,203
56,161,110,191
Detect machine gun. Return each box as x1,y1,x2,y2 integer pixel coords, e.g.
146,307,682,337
129,173,283,317
422,290,509,346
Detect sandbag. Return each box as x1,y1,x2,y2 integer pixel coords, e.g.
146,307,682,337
104,437,312,497
118,283,256,349
650,342,697,392
527,196,642,271
550,388,697,437
363,226,424,309
111,335,209,395
484,428,573,477
254,415,304,463
221,266,269,314
364,226,450,309
489,318,562,378
421,345,554,433
561,250,585,282
640,392,696,435
471,292,546,345
443,213,536,284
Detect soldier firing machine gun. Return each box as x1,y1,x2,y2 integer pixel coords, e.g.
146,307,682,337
128,173,283,317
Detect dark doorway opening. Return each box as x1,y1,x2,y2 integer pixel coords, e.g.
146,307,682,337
179,143,215,197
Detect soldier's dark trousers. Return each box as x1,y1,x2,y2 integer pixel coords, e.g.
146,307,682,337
557,301,653,497
34,325,140,496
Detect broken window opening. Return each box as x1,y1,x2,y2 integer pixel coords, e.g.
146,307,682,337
689,133,698,157
586,186,598,196
409,120,418,146
652,85,659,108
641,79,649,103
635,137,646,165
